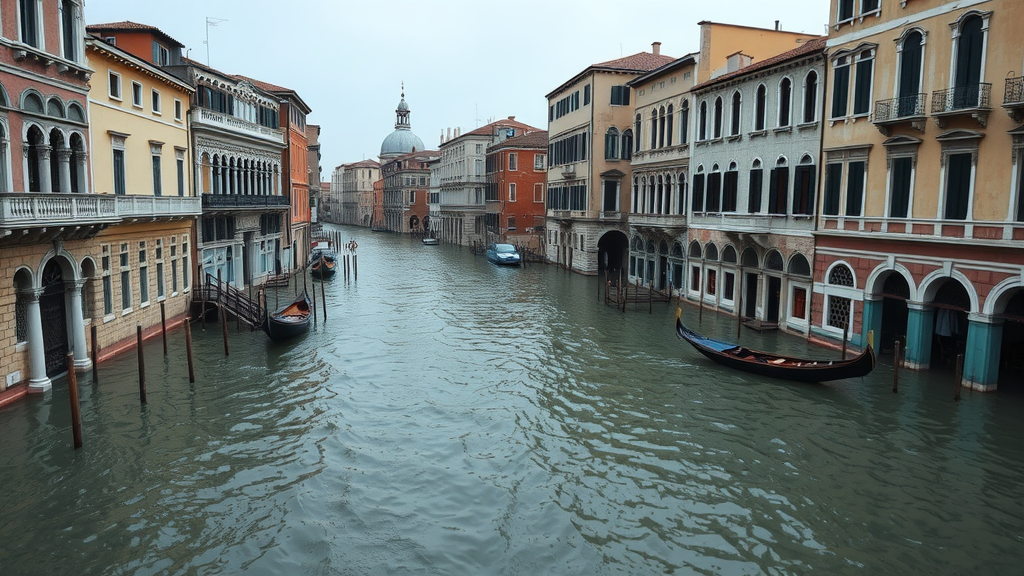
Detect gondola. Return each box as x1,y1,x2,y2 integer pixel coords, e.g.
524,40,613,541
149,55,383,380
675,309,875,383
262,292,312,341
310,254,336,279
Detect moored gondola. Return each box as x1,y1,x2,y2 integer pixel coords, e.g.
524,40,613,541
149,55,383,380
263,292,312,341
310,254,336,279
675,309,874,383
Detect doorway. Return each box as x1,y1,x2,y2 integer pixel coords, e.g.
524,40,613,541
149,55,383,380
766,276,781,323
744,273,758,318
40,260,69,377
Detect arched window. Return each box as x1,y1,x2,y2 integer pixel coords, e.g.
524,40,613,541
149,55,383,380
826,263,855,331
788,253,811,277
47,98,65,118
634,114,642,152
698,101,707,141
748,158,763,214
828,264,855,286
650,109,659,149
953,15,985,109
68,102,86,123
621,129,633,161
722,245,737,263
705,243,719,261
778,78,792,127
605,127,620,160
713,97,723,138
706,163,722,212
897,31,924,118
755,84,766,131
730,91,741,136
768,156,789,215
803,71,818,123
723,161,738,212
792,154,815,215
23,91,44,113
666,104,674,147
658,106,666,148
692,165,705,212
765,250,784,271
680,100,689,143
688,240,702,259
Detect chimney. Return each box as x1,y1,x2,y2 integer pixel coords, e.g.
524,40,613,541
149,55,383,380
508,116,515,121
775,20,780,31
652,41,662,56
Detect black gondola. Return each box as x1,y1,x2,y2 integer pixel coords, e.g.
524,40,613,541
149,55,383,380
310,254,336,279
675,309,875,383
263,293,312,341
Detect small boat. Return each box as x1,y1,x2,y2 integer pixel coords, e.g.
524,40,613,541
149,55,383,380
422,237,438,245
486,243,521,266
263,293,312,341
310,254,336,279
675,309,875,383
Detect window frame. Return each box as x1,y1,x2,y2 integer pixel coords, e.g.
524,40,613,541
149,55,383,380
131,81,144,108
151,89,161,115
108,71,122,101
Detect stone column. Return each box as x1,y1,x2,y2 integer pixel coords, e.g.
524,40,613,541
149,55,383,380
903,302,935,370
75,151,88,193
962,315,1002,392
861,297,883,350
68,279,91,370
37,145,53,192
56,147,73,193
0,137,9,193
25,288,51,392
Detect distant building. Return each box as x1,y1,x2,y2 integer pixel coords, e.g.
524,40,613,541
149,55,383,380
340,160,380,227
382,151,437,234
485,130,548,249
306,124,323,225
432,117,540,246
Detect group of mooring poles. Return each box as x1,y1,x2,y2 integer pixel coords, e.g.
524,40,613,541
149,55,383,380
69,301,197,450
887,337,964,401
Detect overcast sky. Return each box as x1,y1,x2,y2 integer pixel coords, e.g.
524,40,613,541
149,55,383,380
85,0,829,179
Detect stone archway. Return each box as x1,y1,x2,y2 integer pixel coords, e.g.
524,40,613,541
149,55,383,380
597,230,628,281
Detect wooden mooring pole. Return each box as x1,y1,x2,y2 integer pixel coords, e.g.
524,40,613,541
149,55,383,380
954,353,964,401
736,268,744,340
842,325,848,360
892,338,901,394
221,304,229,357
90,324,98,384
67,353,83,449
160,301,168,356
136,325,147,404
320,266,327,323
184,317,195,383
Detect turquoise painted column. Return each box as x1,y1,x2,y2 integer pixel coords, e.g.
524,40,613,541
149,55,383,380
962,316,1003,392
862,297,882,350
904,302,934,370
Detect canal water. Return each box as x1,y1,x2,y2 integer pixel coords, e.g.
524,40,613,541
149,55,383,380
1,224,1022,575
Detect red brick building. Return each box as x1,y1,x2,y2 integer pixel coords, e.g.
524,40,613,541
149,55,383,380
486,131,548,249
382,150,437,234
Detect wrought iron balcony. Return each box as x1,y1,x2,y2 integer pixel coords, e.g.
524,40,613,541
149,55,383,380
1003,76,1024,122
201,193,289,211
930,83,991,128
872,94,927,136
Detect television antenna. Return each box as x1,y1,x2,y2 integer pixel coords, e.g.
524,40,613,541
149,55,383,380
205,17,228,66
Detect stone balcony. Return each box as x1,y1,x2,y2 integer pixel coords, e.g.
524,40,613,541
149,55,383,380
818,214,1024,243
630,144,689,167
690,211,814,233
202,193,289,211
0,193,201,242
192,108,284,145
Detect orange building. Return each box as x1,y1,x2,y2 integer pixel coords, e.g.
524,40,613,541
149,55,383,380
486,131,548,249
372,178,384,230
381,150,437,234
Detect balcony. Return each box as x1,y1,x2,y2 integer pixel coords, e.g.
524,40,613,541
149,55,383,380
931,83,991,128
0,193,202,242
1003,76,1024,123
191,108,284,145
631,144,689,167
628,213,687,231
872,94,927,136
818,214,1024,243
689,212,813,234
202,193,289,211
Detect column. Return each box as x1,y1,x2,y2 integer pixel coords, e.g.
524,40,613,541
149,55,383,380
213,164,221,194
903,302,935,370
37,145,53,192
74,152,88,193
56,148,72,193
861,297,883,350
962,315,1003,392
68,280,91,370
25,288,51,392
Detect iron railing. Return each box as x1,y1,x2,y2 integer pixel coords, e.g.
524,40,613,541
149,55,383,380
1004,76,1024,106
931,83,991,113
873,93,927,122
201,194,289,209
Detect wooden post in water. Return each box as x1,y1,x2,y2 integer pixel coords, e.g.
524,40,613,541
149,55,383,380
892,338,901,393
698,266,705,326
634,276,640,312
320,265,327,322
90,324,98,384
199,261,206,330
841,325,848,360
954,353,963,401
184,317,195,383
353,252,358,281
649,282,653,315
221,304,229,357
160,301,168,355
736,268,744,340
66,353,83,449
136,325,147,404
311,265,318,326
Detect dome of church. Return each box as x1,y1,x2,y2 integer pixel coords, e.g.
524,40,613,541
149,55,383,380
380,129,425,156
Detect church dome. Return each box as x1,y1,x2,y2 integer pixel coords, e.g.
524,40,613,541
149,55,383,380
380,129,425,156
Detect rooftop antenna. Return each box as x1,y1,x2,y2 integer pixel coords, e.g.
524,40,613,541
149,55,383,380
205,17,227,66
475,104,481,128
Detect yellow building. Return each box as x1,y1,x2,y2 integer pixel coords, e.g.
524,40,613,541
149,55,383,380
813,0,1024,391
84,36,198,365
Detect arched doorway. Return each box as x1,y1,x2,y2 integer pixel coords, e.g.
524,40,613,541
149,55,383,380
879,272,911,355
996,290,1024,388
930,280,970,369
597,230,628,282
40,260,69,377
764,250,784,323
741,247,759,319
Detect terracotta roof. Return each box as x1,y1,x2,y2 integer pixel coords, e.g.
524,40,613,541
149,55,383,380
488,130,549,151
692,37,826,92
86,21,183,48
344,160,380,169
231,74,291,94
593,51,677,72
461,118,540,139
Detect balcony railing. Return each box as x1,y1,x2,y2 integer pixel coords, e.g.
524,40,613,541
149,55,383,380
931,83,991,112
202,194,289,209
874,94,927,122
0,193,202,227
1003,76,1024,122
193,108,284,144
